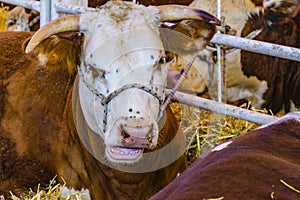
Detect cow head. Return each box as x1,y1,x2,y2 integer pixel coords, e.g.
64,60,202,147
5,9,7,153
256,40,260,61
5,6,40,31
168,0,268,106
25,1,219,165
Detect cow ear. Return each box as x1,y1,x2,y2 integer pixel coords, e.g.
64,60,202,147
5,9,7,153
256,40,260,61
160,20,217,56
23,33,84,74
24,8,31,14
173,20,217,50
22,36,32,53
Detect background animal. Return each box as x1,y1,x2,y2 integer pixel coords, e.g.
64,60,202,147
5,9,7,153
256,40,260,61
168,0,300,114
0,1,218,199
240,0,300,113
5,6,40,31
150,111,300,199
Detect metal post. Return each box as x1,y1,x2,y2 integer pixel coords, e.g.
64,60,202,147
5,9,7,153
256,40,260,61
40,0,51,27
216,0,222,103
51,0,59,20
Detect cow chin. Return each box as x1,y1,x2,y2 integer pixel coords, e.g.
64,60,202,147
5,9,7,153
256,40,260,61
105,146,144,164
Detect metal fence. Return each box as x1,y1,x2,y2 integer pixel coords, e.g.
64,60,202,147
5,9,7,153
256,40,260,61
1,0,300,124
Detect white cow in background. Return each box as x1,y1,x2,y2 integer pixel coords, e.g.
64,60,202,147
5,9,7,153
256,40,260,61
168,0,300,113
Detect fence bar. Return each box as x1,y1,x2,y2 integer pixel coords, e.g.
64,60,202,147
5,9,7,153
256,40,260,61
168,89,279,125
0,0,40,11
40,0,51,26
211,33,300,62
216,0,223,103
55,2,95,14
51,0,59,20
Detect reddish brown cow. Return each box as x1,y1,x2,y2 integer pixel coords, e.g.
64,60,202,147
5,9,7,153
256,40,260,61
241,0,300,113
0,1,219,199
150,112,300,199
0,29,186,200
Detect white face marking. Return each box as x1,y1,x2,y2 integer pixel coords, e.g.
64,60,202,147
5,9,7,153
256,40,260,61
212,141,232,152
37,53,48,66
77,2,167,163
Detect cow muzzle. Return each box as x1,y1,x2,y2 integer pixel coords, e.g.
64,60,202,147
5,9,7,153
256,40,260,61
106,119,159,163
119,124,155,148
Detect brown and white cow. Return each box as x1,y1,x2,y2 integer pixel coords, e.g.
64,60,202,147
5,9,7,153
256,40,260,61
5,6,40,31
168,0,300,113
150,111,300,199
0,1,219,199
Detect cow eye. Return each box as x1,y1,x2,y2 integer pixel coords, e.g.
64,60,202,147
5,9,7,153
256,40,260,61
6,19,15,27
159,52,174,64
158,56,166,64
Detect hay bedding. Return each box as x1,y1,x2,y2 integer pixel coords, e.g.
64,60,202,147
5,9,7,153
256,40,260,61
0,4,9,31
170,101,260,164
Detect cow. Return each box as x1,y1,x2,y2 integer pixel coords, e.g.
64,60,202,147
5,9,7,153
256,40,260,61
5,6,40,31
167,0,300,114
150,111,300,199
0,1,219,199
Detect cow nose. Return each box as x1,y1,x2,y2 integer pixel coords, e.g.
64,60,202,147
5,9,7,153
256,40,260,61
119,124,155,148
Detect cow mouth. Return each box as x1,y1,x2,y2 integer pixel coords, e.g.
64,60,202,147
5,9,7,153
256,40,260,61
106,146,144,163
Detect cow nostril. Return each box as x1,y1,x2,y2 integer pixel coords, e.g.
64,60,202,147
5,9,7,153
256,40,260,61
121,129,130,139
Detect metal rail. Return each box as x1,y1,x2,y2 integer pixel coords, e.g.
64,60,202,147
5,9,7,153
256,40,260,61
211,33,300,62
167,89,279,125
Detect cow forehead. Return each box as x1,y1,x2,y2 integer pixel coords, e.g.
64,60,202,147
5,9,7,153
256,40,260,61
80,1,162,56
78,2,166,96
84,28,164,70
79,2,161,36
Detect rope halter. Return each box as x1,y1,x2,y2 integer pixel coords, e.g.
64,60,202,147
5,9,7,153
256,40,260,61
77,54,169,133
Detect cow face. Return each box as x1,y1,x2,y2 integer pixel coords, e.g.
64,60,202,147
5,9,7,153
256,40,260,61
169,0,269,107
78,3,167,164
5,6,39,31
25,1,219,166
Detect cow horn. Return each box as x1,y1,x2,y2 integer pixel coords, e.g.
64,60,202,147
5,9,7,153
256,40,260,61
157,5,220,25
25,15,81,53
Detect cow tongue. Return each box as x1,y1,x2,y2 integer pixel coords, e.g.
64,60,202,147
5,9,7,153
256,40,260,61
107,146,143,161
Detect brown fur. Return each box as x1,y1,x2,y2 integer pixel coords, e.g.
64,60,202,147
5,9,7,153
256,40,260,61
241,2,300,113
0,31,186,199
150,114,300,199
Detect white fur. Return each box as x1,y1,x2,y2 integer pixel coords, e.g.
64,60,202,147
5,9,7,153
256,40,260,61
174,0,268,107
212,141,232,152
77,2,167,162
